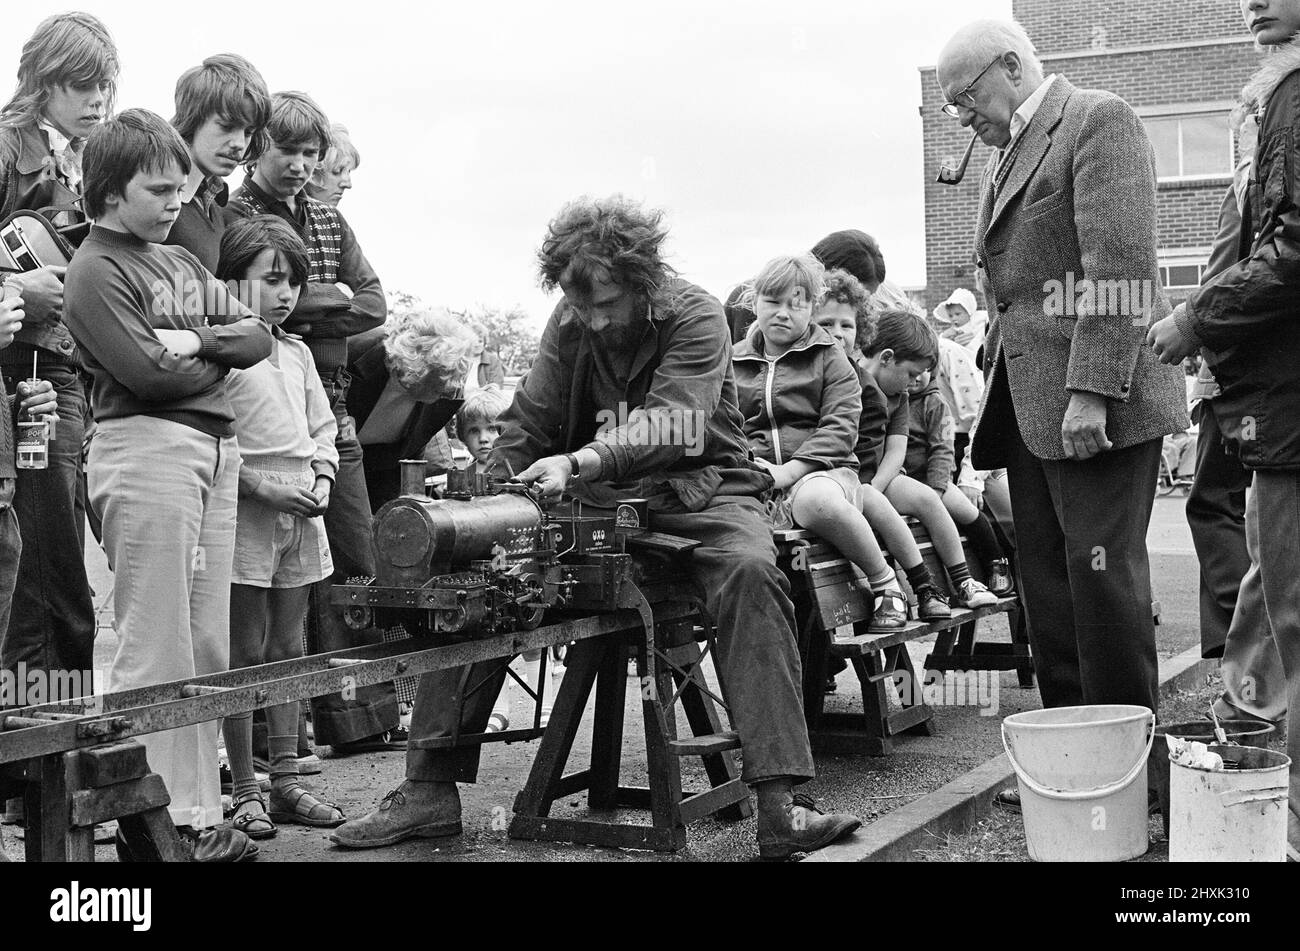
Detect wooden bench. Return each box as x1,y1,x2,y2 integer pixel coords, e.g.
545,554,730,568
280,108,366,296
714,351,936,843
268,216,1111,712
776,520,1029,756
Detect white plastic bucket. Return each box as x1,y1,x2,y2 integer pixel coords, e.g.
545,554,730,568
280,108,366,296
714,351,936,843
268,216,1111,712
1002,705,1154,862
1169,744,1290,863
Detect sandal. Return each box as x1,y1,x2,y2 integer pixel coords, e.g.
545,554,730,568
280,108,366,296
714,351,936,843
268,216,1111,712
230,791,278,840
269,785,347,828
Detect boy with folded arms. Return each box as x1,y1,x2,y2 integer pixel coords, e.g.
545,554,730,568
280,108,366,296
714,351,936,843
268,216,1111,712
65,109,271,862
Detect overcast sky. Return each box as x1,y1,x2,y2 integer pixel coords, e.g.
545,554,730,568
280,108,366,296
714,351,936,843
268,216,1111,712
7,0,1012,327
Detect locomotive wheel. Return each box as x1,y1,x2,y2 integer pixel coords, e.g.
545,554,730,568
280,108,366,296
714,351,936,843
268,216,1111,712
518,605,546,630
343,605,373,630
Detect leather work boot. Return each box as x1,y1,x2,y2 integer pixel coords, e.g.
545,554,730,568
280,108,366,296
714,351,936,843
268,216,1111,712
756,781,861,861
330,780,462,849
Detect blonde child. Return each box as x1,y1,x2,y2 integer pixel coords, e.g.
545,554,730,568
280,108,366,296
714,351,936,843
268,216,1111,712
455,386,564,730
733,255,908,630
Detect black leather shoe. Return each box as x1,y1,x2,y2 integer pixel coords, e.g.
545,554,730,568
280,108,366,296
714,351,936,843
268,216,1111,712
178,825,259,863
914,583,952,621
115,824,258,863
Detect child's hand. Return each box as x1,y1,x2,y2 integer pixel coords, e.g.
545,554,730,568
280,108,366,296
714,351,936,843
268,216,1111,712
960,485,983,508
309,477,333,516
945,326,975,347
257,481,322,517
871,473,897,496
156,328,203,358
770,464,798,491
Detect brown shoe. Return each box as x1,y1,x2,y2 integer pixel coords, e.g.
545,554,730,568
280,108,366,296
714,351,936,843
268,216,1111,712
330,781,462,849
756,782,861,861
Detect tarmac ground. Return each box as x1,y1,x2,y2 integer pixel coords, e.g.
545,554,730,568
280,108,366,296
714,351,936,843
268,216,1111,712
0,494,1203,862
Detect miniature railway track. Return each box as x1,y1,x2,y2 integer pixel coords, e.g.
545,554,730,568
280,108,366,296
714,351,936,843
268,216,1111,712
0,600,696,766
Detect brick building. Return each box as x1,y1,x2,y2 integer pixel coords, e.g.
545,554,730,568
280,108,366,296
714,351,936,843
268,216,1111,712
918,0,1260,311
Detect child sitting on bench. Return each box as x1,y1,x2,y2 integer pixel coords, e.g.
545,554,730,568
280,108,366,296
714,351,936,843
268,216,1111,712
856,309,997,611
814,270,965,620
905,369,1013,596
732,254,907,631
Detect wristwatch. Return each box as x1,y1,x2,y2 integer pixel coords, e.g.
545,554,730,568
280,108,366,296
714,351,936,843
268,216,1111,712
564,452,581,484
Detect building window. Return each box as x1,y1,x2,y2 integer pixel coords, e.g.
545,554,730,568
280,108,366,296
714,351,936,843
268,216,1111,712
1143,113,1233,181
1158,250,1213,291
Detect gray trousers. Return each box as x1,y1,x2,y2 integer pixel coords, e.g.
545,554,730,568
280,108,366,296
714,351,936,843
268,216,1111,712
1241,472,1300,843
405,495,815,786
1186,399,1251,659
1217,479,1288,722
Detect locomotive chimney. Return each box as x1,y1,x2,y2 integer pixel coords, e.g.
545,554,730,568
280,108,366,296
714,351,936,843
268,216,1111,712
400,459,428,498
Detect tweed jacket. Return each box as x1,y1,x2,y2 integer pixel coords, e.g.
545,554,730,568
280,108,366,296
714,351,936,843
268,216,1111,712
969,77,1188,468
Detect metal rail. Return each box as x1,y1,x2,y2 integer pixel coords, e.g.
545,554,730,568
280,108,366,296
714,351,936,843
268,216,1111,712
0,601,696,766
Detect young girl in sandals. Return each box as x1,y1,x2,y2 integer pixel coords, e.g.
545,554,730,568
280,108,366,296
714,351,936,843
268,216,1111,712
216,215,346,837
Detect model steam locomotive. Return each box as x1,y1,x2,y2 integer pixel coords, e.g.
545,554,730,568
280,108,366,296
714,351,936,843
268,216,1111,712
331,461,697,638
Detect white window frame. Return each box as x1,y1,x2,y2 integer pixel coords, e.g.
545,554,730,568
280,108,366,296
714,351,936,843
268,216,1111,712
1139,108,1234,183
1158,248,1213,291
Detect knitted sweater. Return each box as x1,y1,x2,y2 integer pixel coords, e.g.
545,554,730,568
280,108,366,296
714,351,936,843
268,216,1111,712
163,176,228,274
64,226,273,437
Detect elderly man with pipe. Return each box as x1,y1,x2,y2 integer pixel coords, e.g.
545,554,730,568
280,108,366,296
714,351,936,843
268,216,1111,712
935,20,1186,805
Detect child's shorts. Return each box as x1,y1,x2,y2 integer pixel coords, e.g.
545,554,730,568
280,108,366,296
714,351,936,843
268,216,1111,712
768,467,862,529
232,460,333,589
788,467,862,512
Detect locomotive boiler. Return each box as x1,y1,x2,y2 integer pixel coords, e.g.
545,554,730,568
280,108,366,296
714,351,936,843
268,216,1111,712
332,461,691,639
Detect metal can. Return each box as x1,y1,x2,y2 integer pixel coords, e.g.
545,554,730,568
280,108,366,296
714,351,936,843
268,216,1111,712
16,419,49,470
614,499,649,531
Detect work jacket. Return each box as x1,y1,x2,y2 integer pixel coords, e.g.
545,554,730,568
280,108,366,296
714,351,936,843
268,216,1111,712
1179,44,1300,470
491,278,771,512
732,323,861,474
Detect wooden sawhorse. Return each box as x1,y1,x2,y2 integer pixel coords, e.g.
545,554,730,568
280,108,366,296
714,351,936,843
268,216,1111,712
1,740,186,862
510,601,751,852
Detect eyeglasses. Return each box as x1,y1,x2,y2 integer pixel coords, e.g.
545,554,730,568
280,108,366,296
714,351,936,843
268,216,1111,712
941,55,1006,119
